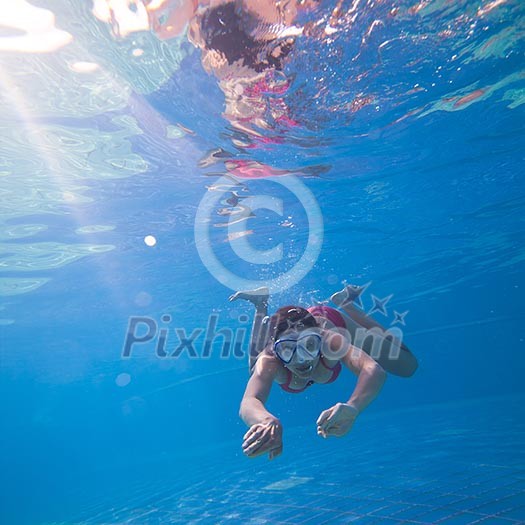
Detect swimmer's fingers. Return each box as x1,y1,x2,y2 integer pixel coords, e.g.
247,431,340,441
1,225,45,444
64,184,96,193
243,426,274,457
317,418,344,438
243,433,271,456
242,422,273,455
242,424,265,448
243,421,283,459
269,443,283,460
316,405,337,435
258,424,283,460
316,407,335,426
317,403,352,437
321,423,344,438
243,421,274,442
268,423,283,460
318,403,359,438
317,420,340,438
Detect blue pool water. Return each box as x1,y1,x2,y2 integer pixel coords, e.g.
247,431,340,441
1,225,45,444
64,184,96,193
1,0,524,524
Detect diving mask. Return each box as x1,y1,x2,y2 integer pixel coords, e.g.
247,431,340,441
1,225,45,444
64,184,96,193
273,330,322,365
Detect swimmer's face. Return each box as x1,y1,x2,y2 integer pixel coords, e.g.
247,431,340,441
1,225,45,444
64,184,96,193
274,327,322,377
288,352,321,377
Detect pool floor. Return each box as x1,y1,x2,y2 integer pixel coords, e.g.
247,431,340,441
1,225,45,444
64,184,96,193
61,395,525,524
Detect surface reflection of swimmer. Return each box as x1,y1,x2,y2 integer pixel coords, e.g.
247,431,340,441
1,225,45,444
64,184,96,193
215,202,254,226
148,1,321,140
229,284,418,460
201,147,331,181
149,1,318,68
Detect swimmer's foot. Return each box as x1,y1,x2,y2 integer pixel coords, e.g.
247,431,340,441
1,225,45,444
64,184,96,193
229,287,269,310
331,283,367,308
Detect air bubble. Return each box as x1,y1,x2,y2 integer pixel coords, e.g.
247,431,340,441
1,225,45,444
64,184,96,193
116,373,131,387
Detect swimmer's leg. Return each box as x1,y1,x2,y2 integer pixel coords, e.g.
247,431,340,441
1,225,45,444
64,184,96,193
229,287,270,373
331,285,418,377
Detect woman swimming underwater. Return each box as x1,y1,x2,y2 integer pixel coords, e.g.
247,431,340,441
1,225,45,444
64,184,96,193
229,284,418,460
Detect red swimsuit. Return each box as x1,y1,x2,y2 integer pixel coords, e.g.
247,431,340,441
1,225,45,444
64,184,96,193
278,306,346,393
279,356,342,393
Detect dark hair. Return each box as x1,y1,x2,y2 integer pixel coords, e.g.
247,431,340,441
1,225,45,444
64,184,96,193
199,2,293,73
268,306,318,342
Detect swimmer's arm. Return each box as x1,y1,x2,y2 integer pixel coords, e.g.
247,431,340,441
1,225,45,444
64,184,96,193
239,354,280,427
338,337,387,414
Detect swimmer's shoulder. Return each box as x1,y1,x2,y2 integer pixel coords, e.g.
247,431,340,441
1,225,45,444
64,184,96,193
319,328,349,367
253,351,287,384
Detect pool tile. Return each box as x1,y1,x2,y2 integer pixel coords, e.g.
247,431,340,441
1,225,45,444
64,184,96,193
434,512,490,524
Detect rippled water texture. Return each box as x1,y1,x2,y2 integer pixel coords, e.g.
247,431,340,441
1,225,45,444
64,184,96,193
1,0,523,302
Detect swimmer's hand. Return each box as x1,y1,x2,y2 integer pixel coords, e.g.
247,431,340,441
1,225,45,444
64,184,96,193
316,402,359,438
242,419,283,460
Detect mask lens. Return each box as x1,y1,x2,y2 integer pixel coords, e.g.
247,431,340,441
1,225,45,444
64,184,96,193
298,334,321,358
274,339,296,363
